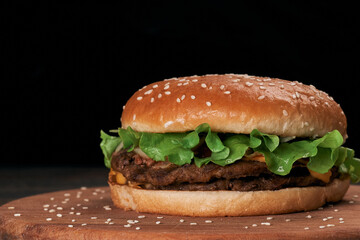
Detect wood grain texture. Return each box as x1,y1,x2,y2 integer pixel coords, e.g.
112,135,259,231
1,185,360,240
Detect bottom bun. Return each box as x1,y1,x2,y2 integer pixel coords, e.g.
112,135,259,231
108,177,350,217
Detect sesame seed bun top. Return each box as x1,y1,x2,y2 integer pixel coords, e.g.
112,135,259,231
121,74,347,139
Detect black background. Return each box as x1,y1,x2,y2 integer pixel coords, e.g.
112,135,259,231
2,1,359,167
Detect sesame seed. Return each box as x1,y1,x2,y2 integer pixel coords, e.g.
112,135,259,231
206,101,212,107
224,91,231,94
153,84,158,88
91,217,97,219
306,215,312,219
183,82,189,85
56,214,62,217
192,79,198,82
244,226,249,229
354,195,359,198
295,92,300,98
190,222,197,225
156,221,161,224
138,215,146,219
124,224,131,228
290,82,296,86
176,98,181,103
205,220,213,223
283,110,288,116
150,97,154,103
50,197,55,201
339,221,345,223
309,96,315,100
64,193,71,197
164,91,171,95
304,227,309,230
292,94,296,99
68,225,74,228
181,95,186,100
258,95,265,100
327,224,335,227
69,212,74,215
137,96,143,101
304,122,309,126
72,219,76,222
43,204,50,208
201,83,207,88
319,226,325,229
56,207,63,210
323,218,328,221
180,219,185,222
245,82,253,87
232,79,240,82
334,209,339,212
49,209,55,213
46,218,52,221
177,83,183,86
158,93,162,98
261,222,271,226
7,207,15,210
266,217,273,220
14,213,21,217
81,223,87,226
76,212,81,215
157,216,164,219
268,83,275,86
136,227,141,230
133,114,136,121
190,95,196,99
285,219,291,222
280,84,284,89
252,224,257,227
349,200,354,204
220,85,225,90
144,89,153,95
164,85,170,90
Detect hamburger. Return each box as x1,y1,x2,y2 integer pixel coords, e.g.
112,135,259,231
100,74,359,217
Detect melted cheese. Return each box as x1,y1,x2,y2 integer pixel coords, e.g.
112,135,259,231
308,169,332,183
116,172,127,185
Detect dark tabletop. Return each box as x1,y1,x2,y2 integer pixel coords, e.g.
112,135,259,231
0,166,109,206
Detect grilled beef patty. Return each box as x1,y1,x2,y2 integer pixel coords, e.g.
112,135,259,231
110,149,339,191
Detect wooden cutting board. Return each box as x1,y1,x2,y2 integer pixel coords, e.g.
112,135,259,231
1,185,360,240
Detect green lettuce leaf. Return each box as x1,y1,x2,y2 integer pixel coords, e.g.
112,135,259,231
100,130,122,168
119,127,141,151
100,123,359,183
338,148,360,183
